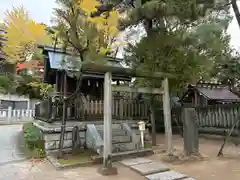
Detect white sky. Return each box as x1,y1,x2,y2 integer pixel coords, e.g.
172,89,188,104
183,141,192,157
0,0,56,25
0,0,240,50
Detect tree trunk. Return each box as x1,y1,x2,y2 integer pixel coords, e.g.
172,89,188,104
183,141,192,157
232,0,240,28
144,19,153,34
217,118,239,156
150,100,157,146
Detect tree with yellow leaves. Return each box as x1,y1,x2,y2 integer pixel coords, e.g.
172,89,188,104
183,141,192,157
54,0,122,155
80,0,120,53
2,6,52,64
54,0,121,60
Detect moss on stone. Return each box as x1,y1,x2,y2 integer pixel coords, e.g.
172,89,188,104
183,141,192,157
57,150,97,165
144,142,152,148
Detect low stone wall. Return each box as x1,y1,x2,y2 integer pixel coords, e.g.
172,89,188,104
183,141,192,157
43,131,86,152
33,120,152,154
33,120,86,153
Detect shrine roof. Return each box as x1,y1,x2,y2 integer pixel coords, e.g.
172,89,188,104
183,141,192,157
38,45,174,79
181,83,240,102
193,84,240,102
38,45,125,72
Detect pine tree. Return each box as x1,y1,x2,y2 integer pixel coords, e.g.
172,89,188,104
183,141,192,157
91,0,234,151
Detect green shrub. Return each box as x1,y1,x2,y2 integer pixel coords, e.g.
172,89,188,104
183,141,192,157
23,122,46,158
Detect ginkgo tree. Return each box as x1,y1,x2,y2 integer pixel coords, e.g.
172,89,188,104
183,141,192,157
54,0,121,60
2,6,52,64
54,0,122,155
80,0,120,54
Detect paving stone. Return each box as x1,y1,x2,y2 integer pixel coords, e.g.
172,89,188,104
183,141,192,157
131,161,170,175
121,158,153,166
0,125,26,164
145,171,187,180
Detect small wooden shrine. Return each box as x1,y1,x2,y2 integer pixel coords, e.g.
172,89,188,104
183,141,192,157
33,45,172,173
180,82,240,106
35,45,149,122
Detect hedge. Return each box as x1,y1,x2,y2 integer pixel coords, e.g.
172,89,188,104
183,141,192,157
23,122,45,158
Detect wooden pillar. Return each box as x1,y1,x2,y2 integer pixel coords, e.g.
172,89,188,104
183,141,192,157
162,77,173,154
56,71,59,92
194,91,198,106
116,80,123,119
59,71,67,156
119,99,124,120
150,101,156,146
61,71,65,96
51,71,59,120
99,72,117,175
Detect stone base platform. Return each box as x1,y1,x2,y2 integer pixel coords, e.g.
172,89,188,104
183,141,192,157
33,120,87,153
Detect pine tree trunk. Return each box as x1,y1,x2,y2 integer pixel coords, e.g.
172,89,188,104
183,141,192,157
150,101,157,146
232,0,240,28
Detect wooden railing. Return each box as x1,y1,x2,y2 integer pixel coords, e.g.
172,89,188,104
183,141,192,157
155,104,240,135
35,96,149,122
195,104,240,130
84,99,149,120
35,93,85,122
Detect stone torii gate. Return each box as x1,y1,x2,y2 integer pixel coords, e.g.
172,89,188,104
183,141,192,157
81,62,173,175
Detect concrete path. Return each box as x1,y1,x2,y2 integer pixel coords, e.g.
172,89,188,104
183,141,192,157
0,160,145,180
121,157,196,180
0,125,26,165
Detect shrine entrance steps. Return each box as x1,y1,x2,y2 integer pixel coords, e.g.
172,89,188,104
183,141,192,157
33,120,153,157
121,157,196,180
86,121,152,156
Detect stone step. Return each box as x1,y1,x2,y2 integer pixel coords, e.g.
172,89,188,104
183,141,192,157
112,142,136,153
131,161,170,176
112,135,132,144
145,171,187,180
95,148,154,162
98,129,127,136
98,130,131,143
95,123,122,131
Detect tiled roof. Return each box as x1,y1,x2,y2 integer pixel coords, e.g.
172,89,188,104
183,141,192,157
194,85,240,101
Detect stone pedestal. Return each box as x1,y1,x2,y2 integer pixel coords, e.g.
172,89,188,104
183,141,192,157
183,108,199,156
98,166,118,176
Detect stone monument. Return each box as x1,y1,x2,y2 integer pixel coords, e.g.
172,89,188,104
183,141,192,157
182,108,199,156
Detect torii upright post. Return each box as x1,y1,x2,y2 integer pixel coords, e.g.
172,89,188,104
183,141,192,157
98,71,118,176
162,77,173,154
